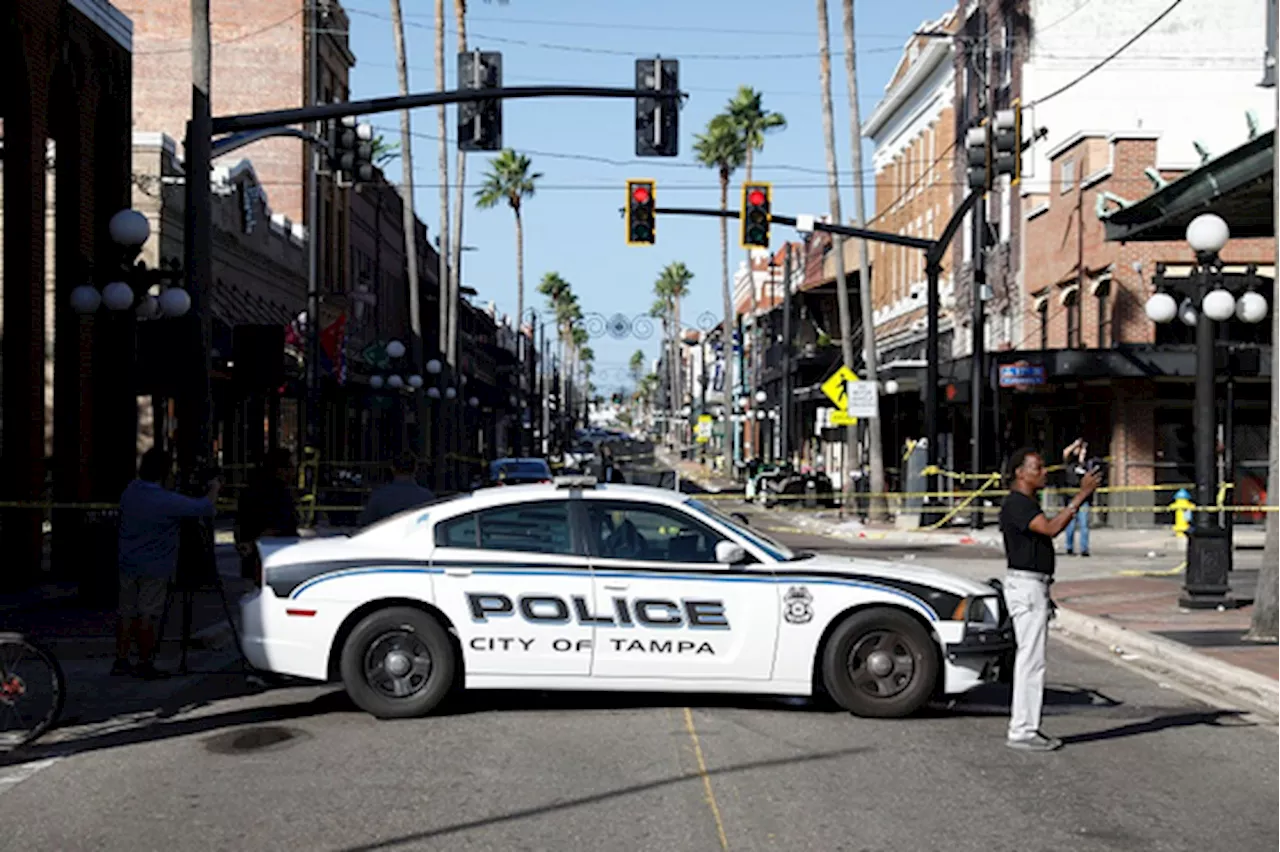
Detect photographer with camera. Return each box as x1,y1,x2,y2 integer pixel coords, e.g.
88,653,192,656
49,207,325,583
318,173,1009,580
113,448,221,680
1062,437,1097,557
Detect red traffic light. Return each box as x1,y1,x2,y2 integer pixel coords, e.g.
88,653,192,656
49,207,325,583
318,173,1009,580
747,188,766,206
632,185,651,204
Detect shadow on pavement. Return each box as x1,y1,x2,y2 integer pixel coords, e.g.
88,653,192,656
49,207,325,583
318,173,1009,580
332,745,874,852
1060,709,1253,744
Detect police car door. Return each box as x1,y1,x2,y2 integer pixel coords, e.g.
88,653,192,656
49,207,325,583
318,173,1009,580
431,498,593,677
583,499,779,681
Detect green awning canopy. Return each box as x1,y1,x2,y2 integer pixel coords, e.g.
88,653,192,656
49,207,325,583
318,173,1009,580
1101,129,1274,243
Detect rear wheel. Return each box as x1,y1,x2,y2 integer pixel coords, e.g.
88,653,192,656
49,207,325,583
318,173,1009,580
339,608,456,719
0,633,66,749
821,608,938,718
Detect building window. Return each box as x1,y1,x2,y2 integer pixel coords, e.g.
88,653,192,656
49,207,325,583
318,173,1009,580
1060,159,1076,194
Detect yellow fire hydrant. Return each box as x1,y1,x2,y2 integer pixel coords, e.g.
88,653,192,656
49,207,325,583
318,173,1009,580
1169,488,1194,537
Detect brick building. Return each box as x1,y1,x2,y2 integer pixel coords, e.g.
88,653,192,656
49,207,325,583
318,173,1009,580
2,0,135,593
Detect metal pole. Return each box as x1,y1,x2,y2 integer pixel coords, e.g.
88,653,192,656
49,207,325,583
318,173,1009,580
924,259,941,524
781,244,794,464
1182,258,1232,607
305,0,321,454
968,11,988,530
179,0,213,477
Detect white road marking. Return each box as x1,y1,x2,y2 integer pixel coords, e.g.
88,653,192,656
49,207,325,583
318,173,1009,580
0,757,61,795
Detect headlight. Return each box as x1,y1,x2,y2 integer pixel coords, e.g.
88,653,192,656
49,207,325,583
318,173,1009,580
953,595,1001,628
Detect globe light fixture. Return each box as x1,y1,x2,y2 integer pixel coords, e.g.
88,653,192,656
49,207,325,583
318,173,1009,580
1236,290,1268,324
101,281,135,312
370,375,385,389
136,294,161,320
386,339,406,359
407,374,424,388
754,390,767,403
387,374,404,389
1178,298,1198,327
445,387,457,400
1144,291,1178,324
159,287,192,317
70,284,102,315
884,379,900,395
426,359,443,375
108,208,150,248
1185,213,1230,255
1201,288,1236,322
426,387,441,399
468,396,480,408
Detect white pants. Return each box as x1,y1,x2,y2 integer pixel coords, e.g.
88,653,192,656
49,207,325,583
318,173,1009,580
1005,573,1051,740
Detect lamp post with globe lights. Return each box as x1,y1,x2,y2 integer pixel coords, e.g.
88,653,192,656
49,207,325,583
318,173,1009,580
1144,213,1270,608
69,209,192,321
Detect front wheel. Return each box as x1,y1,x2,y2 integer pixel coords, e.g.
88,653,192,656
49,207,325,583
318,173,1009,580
339,608,456,719
821,608,938,718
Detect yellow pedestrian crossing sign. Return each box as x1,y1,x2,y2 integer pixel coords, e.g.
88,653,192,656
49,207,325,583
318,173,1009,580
821,365,859,425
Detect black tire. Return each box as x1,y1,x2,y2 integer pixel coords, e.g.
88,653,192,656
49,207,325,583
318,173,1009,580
339,608,456,719
0,633,66,749
821,608,939,719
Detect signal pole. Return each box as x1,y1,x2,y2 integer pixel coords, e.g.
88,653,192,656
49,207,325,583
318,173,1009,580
968,10,989,526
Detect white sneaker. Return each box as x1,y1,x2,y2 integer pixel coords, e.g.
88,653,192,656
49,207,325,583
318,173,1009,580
1006,732,1063,752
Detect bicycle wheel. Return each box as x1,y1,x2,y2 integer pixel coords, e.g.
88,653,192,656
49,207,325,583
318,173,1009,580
0,632,67,749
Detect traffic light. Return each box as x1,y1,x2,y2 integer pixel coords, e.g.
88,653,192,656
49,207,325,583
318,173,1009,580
741,182,771,249
331,116,374,184
458,49,503,151
965,120,990,192
635,57,679,157
993,101,1021,184
626,180,656,245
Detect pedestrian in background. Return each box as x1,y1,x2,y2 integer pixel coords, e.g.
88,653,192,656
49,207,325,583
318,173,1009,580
1061,437,1092,556
359,451,436,526
235,448,299,579
999,447,1100,751
114,448,220,679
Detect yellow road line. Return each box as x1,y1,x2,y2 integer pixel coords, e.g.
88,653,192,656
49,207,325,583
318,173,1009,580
683,707,730,850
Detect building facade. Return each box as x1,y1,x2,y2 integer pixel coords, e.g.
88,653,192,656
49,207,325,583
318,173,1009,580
2,0,135,592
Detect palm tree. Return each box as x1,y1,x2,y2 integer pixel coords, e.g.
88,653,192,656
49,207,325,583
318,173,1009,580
694,114,747,462
449,0,469,363
815,0,859,511
842,0,886,520
433,0,451,366
726,87,786,456
388,0,426,456
369,135,400,168
476,149,542,332
649,295,676,435
629,349,646,388
655,261,694,432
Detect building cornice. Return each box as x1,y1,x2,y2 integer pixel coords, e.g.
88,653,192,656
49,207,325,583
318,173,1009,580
862,38,952,139
71,0,132,52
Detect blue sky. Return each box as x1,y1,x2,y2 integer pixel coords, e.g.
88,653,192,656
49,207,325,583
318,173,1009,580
343,0,952,391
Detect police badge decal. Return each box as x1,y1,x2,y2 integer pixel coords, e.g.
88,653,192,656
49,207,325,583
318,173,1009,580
783,586,813,624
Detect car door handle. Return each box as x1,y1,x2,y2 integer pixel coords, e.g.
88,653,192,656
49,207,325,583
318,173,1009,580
603,582,629,591
444,567,473,577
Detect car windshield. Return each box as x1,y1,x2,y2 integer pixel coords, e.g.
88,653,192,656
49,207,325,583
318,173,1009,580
492,460,550,477
685,499,798,562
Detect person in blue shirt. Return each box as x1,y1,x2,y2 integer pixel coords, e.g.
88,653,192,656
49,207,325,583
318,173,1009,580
358,451,436,527
113,448,220,679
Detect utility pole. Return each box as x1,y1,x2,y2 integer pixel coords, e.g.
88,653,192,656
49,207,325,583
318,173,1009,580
304,0,322,456
968,9,989,528
179,0,213,478
781,243,794,464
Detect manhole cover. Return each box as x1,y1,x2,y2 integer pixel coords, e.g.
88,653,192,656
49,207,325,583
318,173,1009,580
204,725,310,755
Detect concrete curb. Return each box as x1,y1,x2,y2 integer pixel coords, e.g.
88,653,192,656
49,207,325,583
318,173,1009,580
1052,607,1279,720
783,511,1004,549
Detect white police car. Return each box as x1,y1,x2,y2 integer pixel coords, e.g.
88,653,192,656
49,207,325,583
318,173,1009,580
239,477,1013,719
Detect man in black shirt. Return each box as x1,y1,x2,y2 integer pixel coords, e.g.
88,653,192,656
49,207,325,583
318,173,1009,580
1000,447,1100,752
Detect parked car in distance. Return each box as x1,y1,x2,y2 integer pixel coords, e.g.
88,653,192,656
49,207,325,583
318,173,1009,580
488,457,553,486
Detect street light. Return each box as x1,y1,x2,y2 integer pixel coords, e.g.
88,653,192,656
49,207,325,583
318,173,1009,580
70,208,190,318
1144,213,1270,608
754,389,767,403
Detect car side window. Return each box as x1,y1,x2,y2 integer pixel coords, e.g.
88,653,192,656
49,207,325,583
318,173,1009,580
586,502,724,564
477,501,575,555
436,512,479,548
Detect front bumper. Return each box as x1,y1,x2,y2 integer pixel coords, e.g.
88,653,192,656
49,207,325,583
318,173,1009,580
945,585,1016,657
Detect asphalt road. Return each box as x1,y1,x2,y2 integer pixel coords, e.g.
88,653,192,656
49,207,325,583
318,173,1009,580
2,516,1276,851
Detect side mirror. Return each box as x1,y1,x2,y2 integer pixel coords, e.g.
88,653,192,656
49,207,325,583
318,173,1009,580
730,511,751,527
715,540,746,565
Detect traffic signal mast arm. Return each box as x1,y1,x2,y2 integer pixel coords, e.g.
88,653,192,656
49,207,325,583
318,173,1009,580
650,205,933,252
211,85,688,135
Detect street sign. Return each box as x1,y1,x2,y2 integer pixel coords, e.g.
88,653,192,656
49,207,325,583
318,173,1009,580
999,362,1046,388
831,409,857,426
820,365,858,408
696,414,713,444
845,379,879,419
